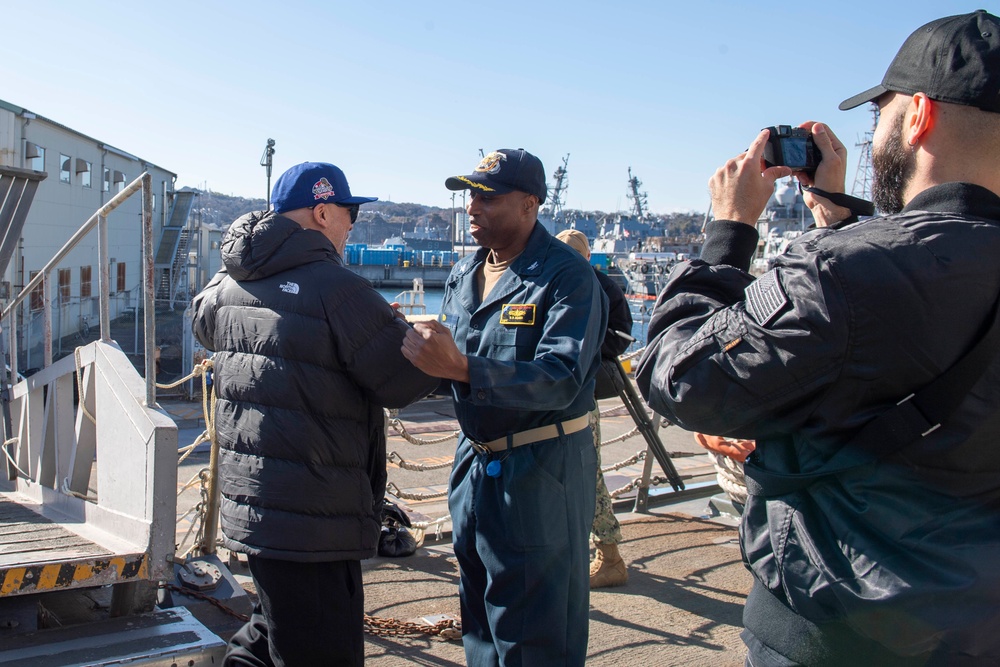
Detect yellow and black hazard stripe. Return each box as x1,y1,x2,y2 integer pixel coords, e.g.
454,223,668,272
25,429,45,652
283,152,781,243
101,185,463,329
1,553,148,597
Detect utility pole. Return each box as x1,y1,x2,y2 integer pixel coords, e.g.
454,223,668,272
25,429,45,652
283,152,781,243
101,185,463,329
451,192,457,253
260,138,276,209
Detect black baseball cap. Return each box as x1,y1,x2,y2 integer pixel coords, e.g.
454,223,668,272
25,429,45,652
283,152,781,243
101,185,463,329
840,10,1000,112
445,149,547,204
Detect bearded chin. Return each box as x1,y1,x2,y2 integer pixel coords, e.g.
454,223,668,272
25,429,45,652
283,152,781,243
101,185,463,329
871,116,914,216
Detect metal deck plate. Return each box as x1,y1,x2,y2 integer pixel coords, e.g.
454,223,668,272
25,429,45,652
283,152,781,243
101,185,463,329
0,495,147,596
0,606,225,666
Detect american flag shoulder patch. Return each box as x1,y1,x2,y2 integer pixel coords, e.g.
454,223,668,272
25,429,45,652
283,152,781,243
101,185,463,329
744,269,788,326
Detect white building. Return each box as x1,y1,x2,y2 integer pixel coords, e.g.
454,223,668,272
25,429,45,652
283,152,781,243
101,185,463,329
0,98,182,365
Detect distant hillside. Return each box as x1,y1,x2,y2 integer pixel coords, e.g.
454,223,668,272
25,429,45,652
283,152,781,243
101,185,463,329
181,188,266,229
178,188,705,245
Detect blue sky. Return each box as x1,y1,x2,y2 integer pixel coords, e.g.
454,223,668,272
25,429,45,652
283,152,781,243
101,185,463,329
1,1,963,214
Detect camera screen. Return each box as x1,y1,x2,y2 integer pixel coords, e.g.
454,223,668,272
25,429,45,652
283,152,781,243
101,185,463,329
782,137,808,168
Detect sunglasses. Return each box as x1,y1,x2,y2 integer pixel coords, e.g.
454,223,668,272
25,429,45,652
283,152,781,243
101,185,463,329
311,202,360,225
336,203,360,225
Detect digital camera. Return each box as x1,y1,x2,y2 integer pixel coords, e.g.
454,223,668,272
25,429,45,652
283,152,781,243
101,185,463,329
762,125,822,174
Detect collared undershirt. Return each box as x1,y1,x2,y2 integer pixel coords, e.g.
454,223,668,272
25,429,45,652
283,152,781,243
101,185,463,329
478,250,522,303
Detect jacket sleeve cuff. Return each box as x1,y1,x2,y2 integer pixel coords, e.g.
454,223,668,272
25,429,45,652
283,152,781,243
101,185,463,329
700,220,759,271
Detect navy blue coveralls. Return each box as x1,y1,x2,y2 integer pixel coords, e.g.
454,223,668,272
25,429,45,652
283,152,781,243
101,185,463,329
439,222,608,666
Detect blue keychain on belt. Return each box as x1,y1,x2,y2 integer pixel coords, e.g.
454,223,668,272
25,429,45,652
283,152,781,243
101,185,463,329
486,434,514,478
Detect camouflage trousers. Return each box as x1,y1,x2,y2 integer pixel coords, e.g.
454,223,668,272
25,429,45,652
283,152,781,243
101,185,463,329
590,405,622,545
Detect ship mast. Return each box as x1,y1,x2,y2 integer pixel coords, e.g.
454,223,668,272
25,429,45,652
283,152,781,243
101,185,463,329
627,167,648,220
851,107,876,203
544,153,570,221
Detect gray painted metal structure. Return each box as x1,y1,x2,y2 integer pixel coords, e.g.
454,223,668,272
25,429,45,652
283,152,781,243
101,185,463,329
0,166,46,279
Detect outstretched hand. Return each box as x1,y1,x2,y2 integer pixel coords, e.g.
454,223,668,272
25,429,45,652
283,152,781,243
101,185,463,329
709,129,794,226
694,432,756,462
402,320,471,383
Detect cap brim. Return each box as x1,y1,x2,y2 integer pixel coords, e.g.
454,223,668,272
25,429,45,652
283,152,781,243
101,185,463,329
839,84,888,111
444,175,514,195
338,196,379,204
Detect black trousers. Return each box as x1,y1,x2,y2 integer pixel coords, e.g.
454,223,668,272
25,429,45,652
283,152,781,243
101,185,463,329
223,556,364,667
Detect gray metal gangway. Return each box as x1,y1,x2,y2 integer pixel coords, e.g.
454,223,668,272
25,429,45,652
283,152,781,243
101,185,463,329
0,173,177,611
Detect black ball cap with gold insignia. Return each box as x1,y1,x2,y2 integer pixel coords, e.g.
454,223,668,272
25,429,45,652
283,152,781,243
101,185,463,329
446,149,547,204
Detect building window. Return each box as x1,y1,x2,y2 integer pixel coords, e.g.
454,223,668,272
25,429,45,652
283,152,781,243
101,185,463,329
77,159,92,188
114,171,126,193
58,268,71,305
116,263,126,293
103,167,111,193
60,155,72,183
29,271,43,311
80,266,92,299
25,143,44,171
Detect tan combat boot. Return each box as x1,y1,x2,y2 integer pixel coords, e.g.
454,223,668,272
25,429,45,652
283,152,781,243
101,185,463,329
590,543,628,588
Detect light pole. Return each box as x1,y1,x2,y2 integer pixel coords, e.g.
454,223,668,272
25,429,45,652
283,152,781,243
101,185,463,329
260,138,276,208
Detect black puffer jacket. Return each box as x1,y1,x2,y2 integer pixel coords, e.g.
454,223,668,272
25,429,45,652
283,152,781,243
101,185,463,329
192,211,435,562
595,268,632,360
637,183,1000,663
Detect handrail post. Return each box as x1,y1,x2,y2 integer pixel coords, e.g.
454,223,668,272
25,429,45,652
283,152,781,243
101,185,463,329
9,312,18,379
201,437,221,555
142,174,155,406
98,213,110,341
43,275,52,368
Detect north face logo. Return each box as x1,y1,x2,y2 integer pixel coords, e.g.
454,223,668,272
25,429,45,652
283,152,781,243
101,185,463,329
279,282,300,294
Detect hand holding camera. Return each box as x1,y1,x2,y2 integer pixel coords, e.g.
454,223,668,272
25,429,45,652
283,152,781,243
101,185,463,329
762,125,823,175
785,122,855,226
709,123,855,229
708,129,794,226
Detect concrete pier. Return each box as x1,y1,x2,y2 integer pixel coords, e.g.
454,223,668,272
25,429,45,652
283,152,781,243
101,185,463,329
346,264,452,288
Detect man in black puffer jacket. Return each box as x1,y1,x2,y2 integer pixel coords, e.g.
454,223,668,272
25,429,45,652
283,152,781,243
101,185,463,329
193,162,436,666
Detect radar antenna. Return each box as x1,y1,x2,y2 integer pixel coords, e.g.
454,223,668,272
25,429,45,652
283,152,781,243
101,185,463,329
627,167,648,220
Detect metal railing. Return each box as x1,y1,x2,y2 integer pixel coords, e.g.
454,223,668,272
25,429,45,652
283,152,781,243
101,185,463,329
2,173,158,405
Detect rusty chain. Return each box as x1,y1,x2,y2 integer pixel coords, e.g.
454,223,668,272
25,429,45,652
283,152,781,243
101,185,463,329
364,614,462,641
163,582,251,622
163,582,462,641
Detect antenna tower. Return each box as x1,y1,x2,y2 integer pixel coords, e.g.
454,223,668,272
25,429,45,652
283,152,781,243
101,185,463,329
545,154,570,220
851,108,876,202
627,167,648,220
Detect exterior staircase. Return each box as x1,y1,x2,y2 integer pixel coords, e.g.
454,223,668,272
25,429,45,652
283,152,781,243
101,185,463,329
154,190,197,307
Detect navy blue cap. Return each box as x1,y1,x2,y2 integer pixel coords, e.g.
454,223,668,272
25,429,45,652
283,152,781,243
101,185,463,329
271,162,378,213
840,10,1000,112
445,149,547,204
